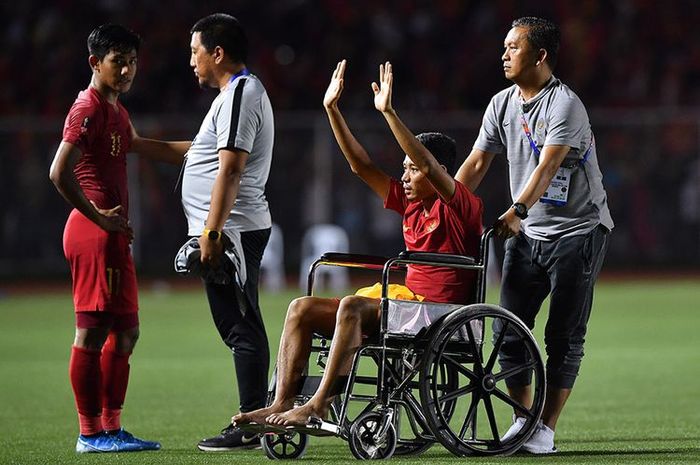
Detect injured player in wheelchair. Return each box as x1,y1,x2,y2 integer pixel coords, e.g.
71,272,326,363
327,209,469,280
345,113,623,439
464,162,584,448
233,60,483,428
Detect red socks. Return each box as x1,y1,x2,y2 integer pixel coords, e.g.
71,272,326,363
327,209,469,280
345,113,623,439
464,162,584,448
100,334,131,431
69,335,132,435
70,346,102,436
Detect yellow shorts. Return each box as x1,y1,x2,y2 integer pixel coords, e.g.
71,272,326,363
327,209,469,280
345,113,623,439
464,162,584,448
354,283,424,301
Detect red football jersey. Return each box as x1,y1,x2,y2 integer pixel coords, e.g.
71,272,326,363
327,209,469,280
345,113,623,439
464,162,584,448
385,178,483,303
62,86,132,216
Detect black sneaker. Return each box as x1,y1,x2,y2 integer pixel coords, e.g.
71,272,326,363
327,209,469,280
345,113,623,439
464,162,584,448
197,424,261,451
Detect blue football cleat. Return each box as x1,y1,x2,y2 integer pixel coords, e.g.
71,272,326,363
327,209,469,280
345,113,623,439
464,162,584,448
75,429,161,453
110,428,161,451
76,432,120,453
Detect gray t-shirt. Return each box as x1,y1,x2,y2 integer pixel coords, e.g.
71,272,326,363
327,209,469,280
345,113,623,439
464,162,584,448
182,73,274,235
474,77,613,240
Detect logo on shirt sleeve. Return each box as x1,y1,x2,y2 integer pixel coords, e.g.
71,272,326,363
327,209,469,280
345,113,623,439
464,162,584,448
80,117,90,135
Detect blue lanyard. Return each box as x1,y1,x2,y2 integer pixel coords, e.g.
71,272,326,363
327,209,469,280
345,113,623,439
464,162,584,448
517,104,593,166
229,68,250,84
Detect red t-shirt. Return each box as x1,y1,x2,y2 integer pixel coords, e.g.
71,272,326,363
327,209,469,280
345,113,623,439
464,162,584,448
62,86,132,216
384,178,483,303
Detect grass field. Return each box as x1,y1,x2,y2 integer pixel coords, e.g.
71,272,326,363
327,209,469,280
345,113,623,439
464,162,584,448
1,280,699,464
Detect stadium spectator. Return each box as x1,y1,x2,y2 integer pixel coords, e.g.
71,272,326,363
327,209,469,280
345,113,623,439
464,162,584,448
49,24,188,453
456,17,613,453
179,13,276,452
232,60,483,428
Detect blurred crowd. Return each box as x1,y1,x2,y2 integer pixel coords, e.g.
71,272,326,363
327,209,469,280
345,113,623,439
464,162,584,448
1,0,699,279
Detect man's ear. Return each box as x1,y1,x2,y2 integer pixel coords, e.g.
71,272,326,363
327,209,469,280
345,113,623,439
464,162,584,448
213,46,225,64
535,49,547,66
88,55,100,71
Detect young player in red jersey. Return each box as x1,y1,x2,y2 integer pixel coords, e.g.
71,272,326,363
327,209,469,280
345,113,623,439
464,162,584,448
233,60,483,429
49,24,189,453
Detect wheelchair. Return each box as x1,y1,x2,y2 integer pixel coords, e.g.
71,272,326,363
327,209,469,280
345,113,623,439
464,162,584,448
259,228,546,459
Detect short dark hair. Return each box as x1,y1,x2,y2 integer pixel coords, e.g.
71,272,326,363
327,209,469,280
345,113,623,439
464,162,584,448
191,13,248,63
416,132,457,175
511,17,560,70
87,24,141,60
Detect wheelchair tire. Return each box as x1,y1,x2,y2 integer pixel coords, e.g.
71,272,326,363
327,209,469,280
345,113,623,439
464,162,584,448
419,303,546,456
261,430,308,460
348,411,397,460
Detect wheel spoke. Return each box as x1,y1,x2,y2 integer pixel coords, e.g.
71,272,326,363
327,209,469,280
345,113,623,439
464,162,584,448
464,321,483,367
437,382,478,404
458,391,481,440
482,394,500,442
439,354,478,382
491,387,535,417
493,360,537,383
484,319,509,373
288,439,300,453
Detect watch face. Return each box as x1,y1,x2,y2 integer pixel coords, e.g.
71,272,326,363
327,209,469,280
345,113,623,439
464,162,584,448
513,203,527,218
208,230,220,240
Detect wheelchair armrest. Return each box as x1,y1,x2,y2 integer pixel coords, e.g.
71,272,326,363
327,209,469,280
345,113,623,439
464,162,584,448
397,251,476,266
318,252,391,268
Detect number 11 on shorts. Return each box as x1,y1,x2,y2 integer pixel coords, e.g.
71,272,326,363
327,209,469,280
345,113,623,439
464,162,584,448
106,267,121,296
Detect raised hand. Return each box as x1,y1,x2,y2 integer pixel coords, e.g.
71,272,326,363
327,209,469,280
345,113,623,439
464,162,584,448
323,60,347,109
371,61,394,113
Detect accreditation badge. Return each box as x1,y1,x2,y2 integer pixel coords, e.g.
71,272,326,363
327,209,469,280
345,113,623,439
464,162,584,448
540,166,572,206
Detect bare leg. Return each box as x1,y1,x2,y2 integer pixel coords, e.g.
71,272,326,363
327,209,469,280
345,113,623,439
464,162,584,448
232,296,339,426
508,385,571,431
507,385,533,414
541,387,571,431
267,296,380,427
74,326,110,351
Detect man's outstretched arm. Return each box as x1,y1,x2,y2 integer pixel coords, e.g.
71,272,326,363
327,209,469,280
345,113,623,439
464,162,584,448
323,59,391,200
130,122,190,165
373,61,456,200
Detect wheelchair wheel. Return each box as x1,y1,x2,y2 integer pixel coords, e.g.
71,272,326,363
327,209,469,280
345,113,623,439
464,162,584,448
392,358,457,456
348,411,397,459
261,430,308,460
419,304,545,456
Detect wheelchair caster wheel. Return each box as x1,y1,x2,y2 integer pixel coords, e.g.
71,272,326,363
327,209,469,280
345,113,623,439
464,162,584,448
261,430,308,459
348,411,397,460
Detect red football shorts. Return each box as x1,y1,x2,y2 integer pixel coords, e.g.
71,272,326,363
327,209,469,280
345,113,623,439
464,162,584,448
63,209,138,315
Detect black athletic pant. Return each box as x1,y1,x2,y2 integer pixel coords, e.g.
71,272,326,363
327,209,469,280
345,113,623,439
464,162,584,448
204,228,271,413
496,224,610,389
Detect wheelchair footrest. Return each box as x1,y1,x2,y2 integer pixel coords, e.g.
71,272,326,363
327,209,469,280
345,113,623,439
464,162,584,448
293,416,340,436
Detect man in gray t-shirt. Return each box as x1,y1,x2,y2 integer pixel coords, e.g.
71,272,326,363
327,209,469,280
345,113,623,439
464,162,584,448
457,17,612,454
183,14,274,452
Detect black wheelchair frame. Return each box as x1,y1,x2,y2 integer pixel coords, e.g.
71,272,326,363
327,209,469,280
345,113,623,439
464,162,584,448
260,228,546,459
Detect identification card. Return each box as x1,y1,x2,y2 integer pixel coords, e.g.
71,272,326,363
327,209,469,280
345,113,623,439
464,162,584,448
540,166,572,206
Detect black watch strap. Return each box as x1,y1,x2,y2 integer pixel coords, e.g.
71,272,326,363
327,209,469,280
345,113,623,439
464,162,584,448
512,202,528,219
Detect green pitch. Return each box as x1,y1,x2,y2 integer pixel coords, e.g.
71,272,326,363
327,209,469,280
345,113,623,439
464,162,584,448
0,280,698,464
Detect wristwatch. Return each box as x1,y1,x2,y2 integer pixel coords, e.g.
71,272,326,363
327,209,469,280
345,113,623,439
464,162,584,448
511,202,528,220
203,228,222,241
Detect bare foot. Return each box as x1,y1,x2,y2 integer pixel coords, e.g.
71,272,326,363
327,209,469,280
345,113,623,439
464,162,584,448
232,401,294,426
266,401,328,427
